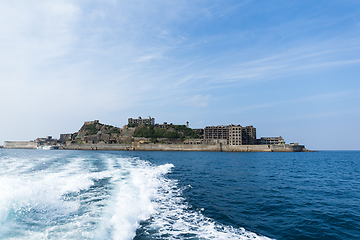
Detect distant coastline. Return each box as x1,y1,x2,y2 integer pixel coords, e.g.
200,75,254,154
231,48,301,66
3,116,311,152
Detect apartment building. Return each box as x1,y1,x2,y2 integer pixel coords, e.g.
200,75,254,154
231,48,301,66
204,124,256,145
229,125,256,145
242,125,257,145
204,126,229,140
259,136,285,145
128,116,155,125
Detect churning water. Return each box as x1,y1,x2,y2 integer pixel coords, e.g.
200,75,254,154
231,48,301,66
0,149,359,239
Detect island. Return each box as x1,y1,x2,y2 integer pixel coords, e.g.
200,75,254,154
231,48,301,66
3,116,310,152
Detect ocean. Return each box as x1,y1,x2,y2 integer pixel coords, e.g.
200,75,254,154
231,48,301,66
0,149,359,240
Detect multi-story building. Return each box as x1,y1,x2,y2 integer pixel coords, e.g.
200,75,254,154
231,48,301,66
242,125,257,145
259,136,285,145
204,126,229,141
229,125,243,145
229,125,256,145
128,116,155,125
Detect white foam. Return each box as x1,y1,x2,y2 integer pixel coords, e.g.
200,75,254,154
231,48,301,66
94,157,175,240
139,172,274,240
96,156,272,240
0,154,113,239
0,152,273,240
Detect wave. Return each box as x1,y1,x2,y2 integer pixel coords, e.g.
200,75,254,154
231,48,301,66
0,151,272,240
135,169,272,240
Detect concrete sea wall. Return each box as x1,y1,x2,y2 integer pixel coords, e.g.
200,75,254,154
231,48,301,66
3,141,308,152
4,141,38,149
64,143,134,151
63,143,307,152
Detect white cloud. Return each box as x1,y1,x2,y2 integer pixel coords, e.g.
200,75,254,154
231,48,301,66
186,94,211,108
133,53,163,63
0,1,80,62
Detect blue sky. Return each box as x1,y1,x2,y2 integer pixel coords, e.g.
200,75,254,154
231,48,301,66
1,0,359,150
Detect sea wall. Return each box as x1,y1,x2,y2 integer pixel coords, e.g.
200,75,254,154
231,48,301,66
135,143,221,151
64,143,134,151
63,143,220,151
63,143,307,152
4,141,38,149
222,144,307,152
3,141,307,152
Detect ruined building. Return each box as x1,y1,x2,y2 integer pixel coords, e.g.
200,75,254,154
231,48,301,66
204,124,257,145
128,116,155,125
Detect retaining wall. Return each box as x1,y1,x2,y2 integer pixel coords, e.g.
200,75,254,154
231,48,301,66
4,141,38,149
64,143,133,151
63,143,307,152
3,141,307,152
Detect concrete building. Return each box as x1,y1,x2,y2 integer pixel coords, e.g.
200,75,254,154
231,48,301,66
259,136,285,145
84,120,99,125
229,125,257,145
128,116,155,125
242,125,257,145
35,136,60,146
204,126,229,141
155,122,169,129
229,125,243,145
60,133,73,142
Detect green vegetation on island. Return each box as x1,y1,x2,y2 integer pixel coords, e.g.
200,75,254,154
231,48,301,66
133,124,200,140
65,120,200,145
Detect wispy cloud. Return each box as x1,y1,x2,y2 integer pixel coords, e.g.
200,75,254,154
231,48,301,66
133,53,164,62
267,108,360,123
230,89,360,113
201,40,360,85
185,94,211,108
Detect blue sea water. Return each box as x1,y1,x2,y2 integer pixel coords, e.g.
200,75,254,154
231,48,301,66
0,149,359,239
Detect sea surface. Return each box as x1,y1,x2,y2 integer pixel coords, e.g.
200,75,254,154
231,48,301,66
0,149,359,240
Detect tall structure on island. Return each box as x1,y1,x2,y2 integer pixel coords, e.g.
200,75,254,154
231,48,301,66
128,116,155,125
229,125,256,145
204,126,229,140
204,124,257,145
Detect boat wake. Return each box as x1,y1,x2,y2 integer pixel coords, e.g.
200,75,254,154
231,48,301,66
0,151,272,240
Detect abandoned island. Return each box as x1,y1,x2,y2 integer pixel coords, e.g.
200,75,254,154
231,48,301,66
3,116,309,152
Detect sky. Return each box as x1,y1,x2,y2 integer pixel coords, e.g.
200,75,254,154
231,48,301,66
1,0,360,150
